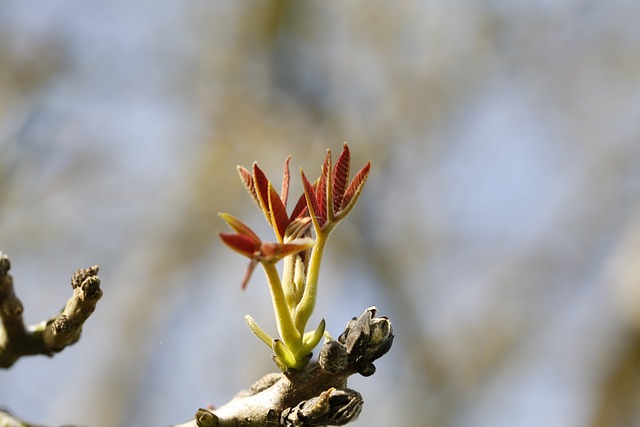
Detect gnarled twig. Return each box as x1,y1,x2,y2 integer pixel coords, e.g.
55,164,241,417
0,408,56,427
0,251,103,369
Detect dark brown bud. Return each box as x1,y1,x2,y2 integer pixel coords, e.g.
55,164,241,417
319,339,348,373
337,307,394,376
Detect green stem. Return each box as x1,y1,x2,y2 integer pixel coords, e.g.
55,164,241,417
281,254,298,312
261,262,300,350
294,230,329,333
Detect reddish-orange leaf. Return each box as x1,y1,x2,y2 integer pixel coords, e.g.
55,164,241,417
237,166,260,209
301,169,324,228
268,181,289,243
289,192,309,221
332,143,351,213
252,163,272,222
315,150,331,224
258,242,281,258
260,238,314,261
240,259,258,290
219,233,259,258
281,156,291,208
218,213,261,244
340,161,371,212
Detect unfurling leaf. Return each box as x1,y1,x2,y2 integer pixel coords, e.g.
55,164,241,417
288,192,309,222
315,150,331,224
301,170,323,231
281,156,291,207
268,182,289,243
245,315,274,348
332,142,351,213
237,165,259,208
299,318,326,357
219,233,259,258
273,339,297,370
252,162,272,223
219,213,261,243
259,238,314,262
338,161,371,219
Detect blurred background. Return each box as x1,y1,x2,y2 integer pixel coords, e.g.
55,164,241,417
1,1,640,426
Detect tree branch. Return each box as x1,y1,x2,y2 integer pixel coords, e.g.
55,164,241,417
0,251,103,369
174,307,394,427
0,408,53,427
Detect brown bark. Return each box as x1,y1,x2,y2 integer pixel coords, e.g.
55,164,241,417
0,251,103,369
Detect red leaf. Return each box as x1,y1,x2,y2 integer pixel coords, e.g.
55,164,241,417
219,233,259,258
340,161,371,212
281,156,291,208
268,181,290,242
252,163,272,222
289,192,309,221
240,259,258,290
301,169,324,228
218,213,261,244
237,166,260,209
332,142,351,214
260,238,314,261
315,150,331,224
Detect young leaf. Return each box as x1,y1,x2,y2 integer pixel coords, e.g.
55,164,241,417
326,152,335,222
219,233,259,258
281,156,291,207
252,163,272,223
245,315,274,349
315,150,331,224
284,217,312,241
273,339,297,369
239,258,258,290
338,161,371,218
332,143,351,213
288,192,309,222
218,213,261,243
237,166,260,209
267,182,289,243
259,238,314,262
301,169,323,231
299,319,326,357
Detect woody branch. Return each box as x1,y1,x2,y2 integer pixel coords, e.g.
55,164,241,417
0,250,103,369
